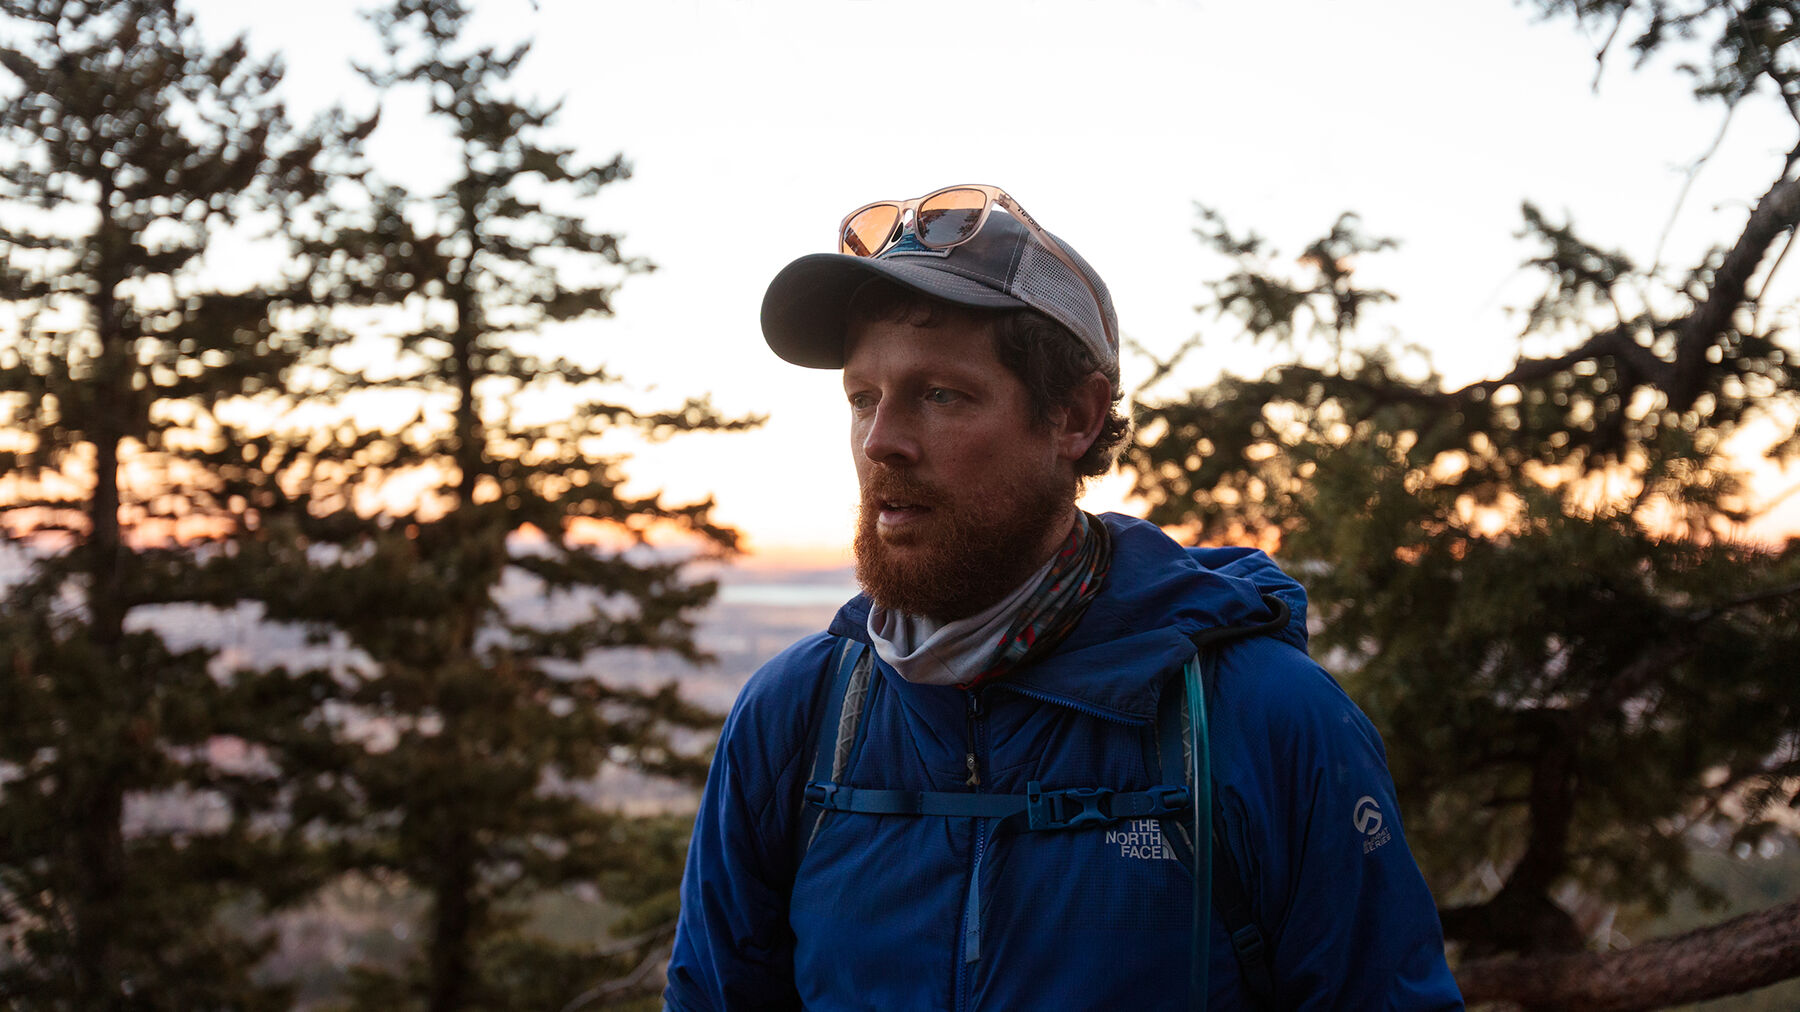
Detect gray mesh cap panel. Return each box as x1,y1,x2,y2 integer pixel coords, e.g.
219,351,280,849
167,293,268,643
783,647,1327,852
1012,239,1114,369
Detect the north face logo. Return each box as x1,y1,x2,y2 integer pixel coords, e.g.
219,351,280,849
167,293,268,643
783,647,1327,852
1104,819,1177,861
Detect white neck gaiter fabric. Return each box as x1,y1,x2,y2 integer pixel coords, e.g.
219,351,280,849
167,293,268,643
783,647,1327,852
865,553,1057,687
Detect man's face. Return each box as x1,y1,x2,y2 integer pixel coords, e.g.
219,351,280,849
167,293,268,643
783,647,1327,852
843,312,1079,622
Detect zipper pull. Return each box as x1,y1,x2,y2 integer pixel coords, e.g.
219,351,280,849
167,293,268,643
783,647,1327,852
965,752,981,788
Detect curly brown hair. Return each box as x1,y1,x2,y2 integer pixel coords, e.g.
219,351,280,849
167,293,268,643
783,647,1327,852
844,278,1130,479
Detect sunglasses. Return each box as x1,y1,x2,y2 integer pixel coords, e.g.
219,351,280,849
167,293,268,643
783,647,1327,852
838,184,1116,351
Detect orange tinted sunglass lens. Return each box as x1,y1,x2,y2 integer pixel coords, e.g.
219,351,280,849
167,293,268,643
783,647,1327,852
915,188,988,248
842,204,901,257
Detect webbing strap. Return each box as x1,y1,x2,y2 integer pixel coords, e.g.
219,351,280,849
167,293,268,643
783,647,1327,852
811,639,866,788
1154,666,1197,869
803,639,870,855
1212,807,1276,1008
804,780,1190,832
805,784,1021,819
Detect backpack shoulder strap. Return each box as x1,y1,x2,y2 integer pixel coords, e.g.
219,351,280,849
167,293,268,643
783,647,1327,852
812,636,874,789
1209,787,1276,1010
1159,595,1291,1012
1190,646,1277,1010
798,636,874,861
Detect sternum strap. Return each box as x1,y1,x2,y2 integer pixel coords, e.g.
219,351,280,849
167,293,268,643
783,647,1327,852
804,780,1190,832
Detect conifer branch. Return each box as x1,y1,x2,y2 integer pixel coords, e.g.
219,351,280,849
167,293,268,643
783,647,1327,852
1721,0,1800,129
1444,172,1800,410
1693,578,1800,617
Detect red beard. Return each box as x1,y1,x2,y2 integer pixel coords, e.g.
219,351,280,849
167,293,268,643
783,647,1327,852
853,465,1073,622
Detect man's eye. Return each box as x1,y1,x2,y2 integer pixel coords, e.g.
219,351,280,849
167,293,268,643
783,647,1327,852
925,387,959,404
848,392,874,411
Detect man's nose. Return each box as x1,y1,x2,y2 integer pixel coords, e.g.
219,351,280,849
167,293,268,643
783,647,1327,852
861,402,920,466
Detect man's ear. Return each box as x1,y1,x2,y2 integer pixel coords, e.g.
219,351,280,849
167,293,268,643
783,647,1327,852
1053,371,1114,464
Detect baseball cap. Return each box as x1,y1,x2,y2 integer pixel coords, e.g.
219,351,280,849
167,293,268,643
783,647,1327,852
760,209,1118,374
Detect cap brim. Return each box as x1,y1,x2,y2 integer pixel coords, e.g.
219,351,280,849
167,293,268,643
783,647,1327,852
761,252,1028,369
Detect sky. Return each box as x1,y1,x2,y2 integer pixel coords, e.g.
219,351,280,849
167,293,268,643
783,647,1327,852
183,0,1800,564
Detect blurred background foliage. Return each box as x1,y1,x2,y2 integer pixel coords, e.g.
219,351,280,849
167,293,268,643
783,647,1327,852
0,0,1796,1010
1130,1,1800,1007
0,0,741,1008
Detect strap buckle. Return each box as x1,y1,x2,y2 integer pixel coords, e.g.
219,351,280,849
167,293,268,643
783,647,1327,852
1024,782,1192,831
1230,923,1268,967
1144,784,1192,814
803,781,839,809
1026,782,1113,830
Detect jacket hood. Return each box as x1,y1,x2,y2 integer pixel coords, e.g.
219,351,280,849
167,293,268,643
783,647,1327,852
828,513,1311,724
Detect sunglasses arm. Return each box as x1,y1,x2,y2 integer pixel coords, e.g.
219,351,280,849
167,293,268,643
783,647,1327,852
992,193,1118,354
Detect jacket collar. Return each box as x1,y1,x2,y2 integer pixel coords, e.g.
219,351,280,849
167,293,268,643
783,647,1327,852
827,514,1306,723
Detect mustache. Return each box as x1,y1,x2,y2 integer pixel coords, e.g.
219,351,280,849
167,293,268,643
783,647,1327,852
861,469,945,509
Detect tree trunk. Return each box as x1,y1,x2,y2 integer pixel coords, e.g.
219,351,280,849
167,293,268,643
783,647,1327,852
88,182,127,650
1455,896,1800,1010
70,182,130,1011
1440,712,1585,957
66,780,126,1011
451,181,484,508
427,827,477,1012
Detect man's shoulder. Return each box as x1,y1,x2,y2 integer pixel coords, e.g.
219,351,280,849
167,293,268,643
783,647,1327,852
1210,633,1385,763
721,631,844,741
709,631,845,804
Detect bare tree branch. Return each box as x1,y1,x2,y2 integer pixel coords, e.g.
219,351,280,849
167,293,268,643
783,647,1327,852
1668,174,1800,406
559,920,678,1012
1652,98,1741,277
1451,324,1664,396
1456,895,1800,1010
1752,215,1797,336
1755,479,1800,519
1590,6,1631,92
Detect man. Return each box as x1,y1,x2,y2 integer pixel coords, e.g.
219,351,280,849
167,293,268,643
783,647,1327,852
664,185,1462,1009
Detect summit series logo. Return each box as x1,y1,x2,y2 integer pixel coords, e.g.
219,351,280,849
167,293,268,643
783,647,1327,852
1354,796,1391,854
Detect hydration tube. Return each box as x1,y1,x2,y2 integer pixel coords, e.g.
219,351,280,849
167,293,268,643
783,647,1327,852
1184,655,1210,1010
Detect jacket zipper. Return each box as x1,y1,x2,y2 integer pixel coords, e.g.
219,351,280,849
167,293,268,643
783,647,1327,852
989,680,1147,726
964,689,983,787
954,685,1145,1010
957,688,986,1011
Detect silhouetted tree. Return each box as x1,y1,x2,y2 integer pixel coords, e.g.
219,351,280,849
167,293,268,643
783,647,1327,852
0,0,340,1007
1129,2,1800,1007
217,2,756,1008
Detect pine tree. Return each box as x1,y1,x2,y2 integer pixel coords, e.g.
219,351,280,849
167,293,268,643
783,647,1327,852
0,0,338,1006
1130,3,1800,1007
221,2,756,1007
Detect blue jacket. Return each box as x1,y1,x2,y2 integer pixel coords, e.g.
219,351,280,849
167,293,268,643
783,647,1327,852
666,514,1463,1010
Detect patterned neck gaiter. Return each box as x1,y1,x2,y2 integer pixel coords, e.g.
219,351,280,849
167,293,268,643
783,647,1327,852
961,510,1113,689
